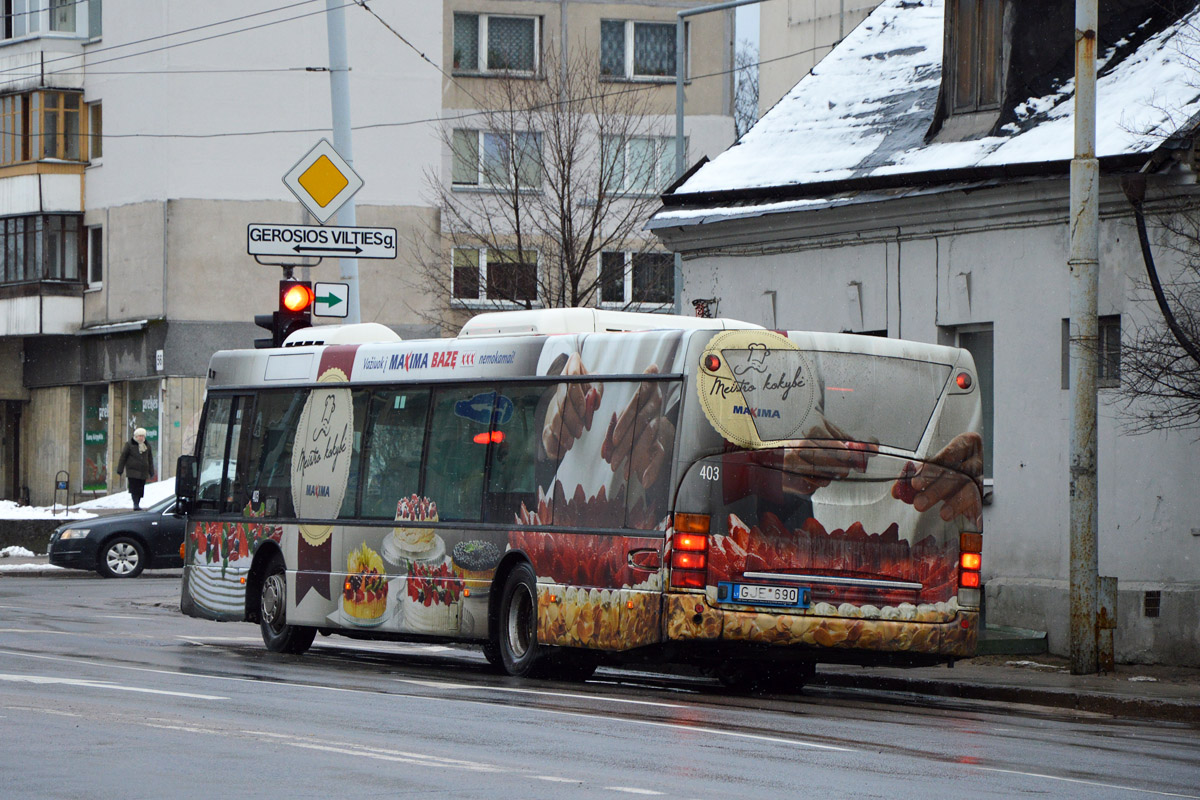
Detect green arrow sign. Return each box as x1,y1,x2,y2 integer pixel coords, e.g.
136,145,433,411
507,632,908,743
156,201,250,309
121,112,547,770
312,281,349,318
315,292,343,307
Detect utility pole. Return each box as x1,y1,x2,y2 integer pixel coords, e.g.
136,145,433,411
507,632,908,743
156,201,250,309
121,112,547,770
326,0,361,324
1068,0,1100,674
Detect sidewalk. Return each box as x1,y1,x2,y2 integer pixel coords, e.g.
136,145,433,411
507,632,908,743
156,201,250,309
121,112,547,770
3,552,1198,723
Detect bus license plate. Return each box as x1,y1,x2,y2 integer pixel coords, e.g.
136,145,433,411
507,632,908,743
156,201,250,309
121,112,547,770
724,583,808,608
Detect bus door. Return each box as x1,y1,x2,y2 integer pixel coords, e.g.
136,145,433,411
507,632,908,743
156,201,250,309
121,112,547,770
504,375,682,651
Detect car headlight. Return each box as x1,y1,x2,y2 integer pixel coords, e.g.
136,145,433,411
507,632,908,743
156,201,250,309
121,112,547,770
58,528,91,540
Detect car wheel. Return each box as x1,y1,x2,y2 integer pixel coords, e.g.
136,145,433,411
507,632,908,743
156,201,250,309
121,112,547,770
259,554,316,654
494,562,541,677
98,536,145,579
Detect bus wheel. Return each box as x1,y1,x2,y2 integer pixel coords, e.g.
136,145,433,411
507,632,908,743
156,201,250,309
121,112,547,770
481,642,503,671
495,562,541,676
259,554,316,655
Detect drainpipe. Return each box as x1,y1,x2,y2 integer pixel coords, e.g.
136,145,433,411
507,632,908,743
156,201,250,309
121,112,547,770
1068,0,1099,675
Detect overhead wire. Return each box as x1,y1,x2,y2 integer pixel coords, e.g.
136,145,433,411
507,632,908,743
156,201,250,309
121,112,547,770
3,2,817,143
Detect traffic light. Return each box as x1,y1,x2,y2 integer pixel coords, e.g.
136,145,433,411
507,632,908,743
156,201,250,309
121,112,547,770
254,279,314,348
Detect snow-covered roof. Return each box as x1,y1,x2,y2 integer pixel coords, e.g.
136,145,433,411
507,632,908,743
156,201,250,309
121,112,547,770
653,0,1200,227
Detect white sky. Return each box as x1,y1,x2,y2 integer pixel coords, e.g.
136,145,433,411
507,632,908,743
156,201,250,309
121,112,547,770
737,4,761,51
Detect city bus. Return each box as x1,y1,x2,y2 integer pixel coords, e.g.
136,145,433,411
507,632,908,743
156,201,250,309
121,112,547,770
175,308,984,687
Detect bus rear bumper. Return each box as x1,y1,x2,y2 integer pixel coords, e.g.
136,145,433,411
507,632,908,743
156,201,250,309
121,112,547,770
663,594,979,658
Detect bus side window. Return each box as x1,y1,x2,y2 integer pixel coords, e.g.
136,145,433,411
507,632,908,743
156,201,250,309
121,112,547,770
336,390,371,519
195,396,233,511
361,389,430,518
627,379,681,530
223,395,256,514
423,386,489,522
241,390,306,519
483,384,550,524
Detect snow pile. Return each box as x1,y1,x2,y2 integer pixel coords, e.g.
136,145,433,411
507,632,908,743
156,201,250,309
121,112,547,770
1,546,37,558
73,478,176,511
0,500,95,521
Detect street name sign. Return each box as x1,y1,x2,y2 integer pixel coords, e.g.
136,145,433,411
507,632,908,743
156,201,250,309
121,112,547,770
247,223,397,259
312,282,349,318
282,138,363,224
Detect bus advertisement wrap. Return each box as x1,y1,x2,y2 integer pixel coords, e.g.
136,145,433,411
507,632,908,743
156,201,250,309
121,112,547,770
179,312,982,684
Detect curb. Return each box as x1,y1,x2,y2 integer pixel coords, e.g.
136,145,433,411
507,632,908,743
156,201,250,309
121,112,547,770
812,671,1200,724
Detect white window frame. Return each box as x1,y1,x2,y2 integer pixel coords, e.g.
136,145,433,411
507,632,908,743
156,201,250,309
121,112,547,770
605,135,682,196
597,251,674,311
601,19,686,81
451,129,542,190
86,100,101,162
3,0,94,40
453,13,540,76
86,224,102,288
452,246,541,309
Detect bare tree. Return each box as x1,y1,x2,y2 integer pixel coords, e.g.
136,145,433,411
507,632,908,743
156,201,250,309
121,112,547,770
1112,191,1200,434
409,44,679,332
733,39,759,139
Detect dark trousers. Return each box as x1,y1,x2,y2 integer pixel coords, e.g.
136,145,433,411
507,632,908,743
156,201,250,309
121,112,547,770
129,478,146,509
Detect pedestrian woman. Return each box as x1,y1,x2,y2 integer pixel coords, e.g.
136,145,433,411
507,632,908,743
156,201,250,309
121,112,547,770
116,427,156,510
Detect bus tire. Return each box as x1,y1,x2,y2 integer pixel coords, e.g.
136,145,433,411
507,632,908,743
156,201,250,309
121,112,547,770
481,642,503,670
259,553,316,655
495,562,541,677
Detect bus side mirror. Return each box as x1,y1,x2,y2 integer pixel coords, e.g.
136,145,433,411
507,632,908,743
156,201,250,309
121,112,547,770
175,455,198,515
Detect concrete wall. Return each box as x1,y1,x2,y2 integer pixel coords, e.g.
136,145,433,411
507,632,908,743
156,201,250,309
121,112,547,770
84,1,442,211
658,175,1200,664
758,0,878,117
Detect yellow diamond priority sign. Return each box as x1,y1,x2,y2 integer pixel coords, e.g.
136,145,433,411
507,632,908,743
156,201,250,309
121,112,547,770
283,139,363,224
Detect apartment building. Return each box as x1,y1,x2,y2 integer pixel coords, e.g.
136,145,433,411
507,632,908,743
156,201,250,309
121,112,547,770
0,1,735,506
758,0,877,116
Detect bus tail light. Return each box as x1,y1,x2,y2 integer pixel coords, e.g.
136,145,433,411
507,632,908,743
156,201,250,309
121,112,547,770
670,518,709,591
958,531,982,608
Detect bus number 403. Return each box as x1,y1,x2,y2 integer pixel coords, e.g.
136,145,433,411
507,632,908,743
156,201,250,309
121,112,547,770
699,465,720,481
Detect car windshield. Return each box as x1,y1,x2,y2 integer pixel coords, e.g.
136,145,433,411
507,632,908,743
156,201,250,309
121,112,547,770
146,495,177,514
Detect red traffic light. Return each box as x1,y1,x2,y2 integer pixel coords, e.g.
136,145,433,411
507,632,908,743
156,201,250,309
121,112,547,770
282,282,314,312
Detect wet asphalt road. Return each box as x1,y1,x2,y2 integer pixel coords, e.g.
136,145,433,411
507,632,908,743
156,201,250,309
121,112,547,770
1,574,1198,799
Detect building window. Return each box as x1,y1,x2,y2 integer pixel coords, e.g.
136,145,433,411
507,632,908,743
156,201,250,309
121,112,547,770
453,13,539,74
0,94,29,163
49,0,74,32
949,0,1003,113
451,129,541,189
0,90,88,164
88,0,100,39
956,326,993,479
604,135,679,195
87,100,101,160
40,90,82,160
452,247,538,305
601,20,682,79
1,214,83,284
3,1,92,39
599,251,674,307
87,225,102,285
1061,315,1121,389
